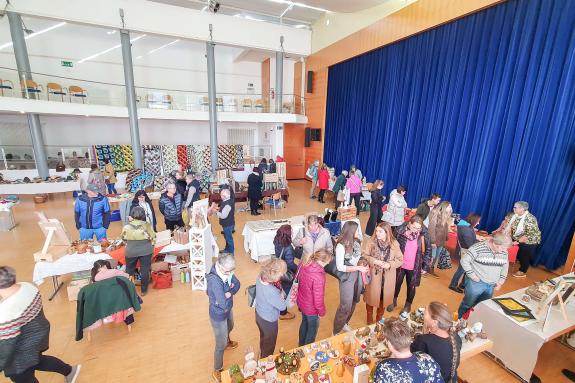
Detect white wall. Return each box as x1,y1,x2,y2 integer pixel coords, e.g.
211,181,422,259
0,114,284,157
8,0,311,56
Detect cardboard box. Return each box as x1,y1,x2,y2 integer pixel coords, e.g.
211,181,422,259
338,205,357,221
67,279,90,301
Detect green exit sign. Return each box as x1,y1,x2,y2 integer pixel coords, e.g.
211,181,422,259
61,60,73,67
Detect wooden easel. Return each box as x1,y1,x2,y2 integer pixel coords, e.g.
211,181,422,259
34,219,71,262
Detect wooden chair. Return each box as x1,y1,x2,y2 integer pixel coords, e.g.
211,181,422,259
69,85,88,103
254,99,264,113
264,192,284,216
242,98,252,112
216,97,224,111
282,102,292,113
0,79,14,96
46,82,67,101
20,79,43,97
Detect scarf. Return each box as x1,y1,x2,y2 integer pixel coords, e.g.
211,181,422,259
372,240,391,274
401,230,419,242
506,212,528,237
0,283,43,340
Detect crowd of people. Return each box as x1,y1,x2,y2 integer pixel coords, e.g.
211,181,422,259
2,157,558,383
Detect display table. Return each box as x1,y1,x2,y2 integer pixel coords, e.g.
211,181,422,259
33,252,113,300
221,325,493,383
0,181,81,195
0,200,18,231
445,231,519,263
469,273,575,382
242,217,362,262
209,188,289,204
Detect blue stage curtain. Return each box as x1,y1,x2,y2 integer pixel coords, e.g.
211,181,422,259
324,0,575,270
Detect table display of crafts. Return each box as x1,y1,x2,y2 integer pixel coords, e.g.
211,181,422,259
0,175,77,184
68,238,123,255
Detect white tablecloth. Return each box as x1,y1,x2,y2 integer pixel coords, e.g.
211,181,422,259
242,217,362,262
0,181,81,195
469,273,575,381
33,252,113,285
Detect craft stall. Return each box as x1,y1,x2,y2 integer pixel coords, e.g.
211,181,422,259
222,311,493,383
242,210,362,262
469,273,575,382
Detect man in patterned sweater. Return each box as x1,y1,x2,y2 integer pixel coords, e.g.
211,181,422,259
457,233,512,318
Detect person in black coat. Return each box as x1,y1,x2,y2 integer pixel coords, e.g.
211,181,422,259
268,159,277,173
247,168,263,216
131,190,158,232
273,224,297,320
366,180,386,236
174,171,187,198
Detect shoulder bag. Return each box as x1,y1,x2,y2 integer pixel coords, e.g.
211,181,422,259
285,265,302,309
246,284,257,308
276,247,294,284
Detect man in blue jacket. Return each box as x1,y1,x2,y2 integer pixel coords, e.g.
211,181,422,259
206,253,240,382
74,184,111,241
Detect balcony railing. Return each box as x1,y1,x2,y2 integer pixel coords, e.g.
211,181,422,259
0,67,305,115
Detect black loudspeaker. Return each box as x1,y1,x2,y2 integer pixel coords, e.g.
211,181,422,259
307,71,313,93
305,127,311,147
311,128,321,141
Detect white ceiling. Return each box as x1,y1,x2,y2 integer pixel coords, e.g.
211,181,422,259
149,0,388,25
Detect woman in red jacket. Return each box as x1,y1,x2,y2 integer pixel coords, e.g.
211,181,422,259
317,164,330,203
296,249,333,346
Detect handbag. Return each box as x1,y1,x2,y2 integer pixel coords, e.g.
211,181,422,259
151,270,173,289
337,190,346,202
437,247,452,270
246,284,257,308
286,266,302,309
173,226,189,245
276,247,294,284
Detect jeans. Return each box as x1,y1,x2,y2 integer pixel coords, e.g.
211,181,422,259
458,279,494,318
210,312,234,370
8,355,72,383
518,243,538,273
256,313,279,358
222,225,235,254
298,313,319,346
318,189,326,202
126,254,152,293
106,183,117,194
431,246,445,269
79,227,107,241
449,264,466,289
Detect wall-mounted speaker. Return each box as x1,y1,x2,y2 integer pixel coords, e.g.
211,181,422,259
307,71,313,93
305,127,311,147
311,128,321,141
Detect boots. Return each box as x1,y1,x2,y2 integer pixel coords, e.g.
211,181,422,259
386,298,397,312
376,306,385,323
366,305,374,325
401,302,412,313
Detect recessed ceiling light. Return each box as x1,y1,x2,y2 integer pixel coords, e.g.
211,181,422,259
107,30,117,35
266,0,331,13
19,111,25,114
0,22,67,51
78,35,146,63
294,24,308,29
326,18,330,26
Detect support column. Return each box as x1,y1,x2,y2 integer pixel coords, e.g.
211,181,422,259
120,29,143,169
275,50,284,113
206,40,219,170
7,12,49,178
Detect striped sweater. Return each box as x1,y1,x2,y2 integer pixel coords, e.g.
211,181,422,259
0,283,43,341
460,241,508,285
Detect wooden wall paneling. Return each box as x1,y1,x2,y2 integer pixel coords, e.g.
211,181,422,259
303,0,504,165
294,61,302,114
261,58,270,111
283,123,305,179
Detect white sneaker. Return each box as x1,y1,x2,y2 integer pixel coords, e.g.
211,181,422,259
342,324,353,332
66,365,81,383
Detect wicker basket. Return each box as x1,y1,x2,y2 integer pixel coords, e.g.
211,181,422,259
338,206,357,221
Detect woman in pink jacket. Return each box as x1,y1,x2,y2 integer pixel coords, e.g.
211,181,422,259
317,164,330,203
346,170,363,216
296,249,333,346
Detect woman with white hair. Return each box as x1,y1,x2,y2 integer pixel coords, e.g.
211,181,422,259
0,266,81,383
206,253,240,382
506,201,541,278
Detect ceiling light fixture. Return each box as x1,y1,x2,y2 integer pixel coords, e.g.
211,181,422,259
0,21,67,51
266,0,331,13
107,30,117,35
146,39,179,55
78,34,146,64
